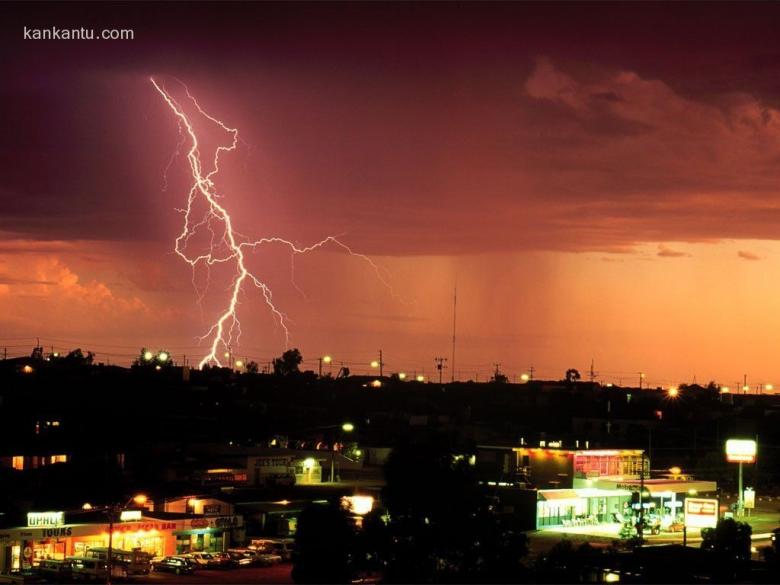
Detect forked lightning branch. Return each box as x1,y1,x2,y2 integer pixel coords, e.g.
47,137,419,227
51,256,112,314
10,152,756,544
150,78,392,368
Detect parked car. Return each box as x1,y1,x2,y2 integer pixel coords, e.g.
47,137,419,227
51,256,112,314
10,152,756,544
210,551,236,569
67,556,127,581
151,556,195,575
250,538,295,562
36,558,72,582
254,552,283,566
186,552,224,568
226,549,255,567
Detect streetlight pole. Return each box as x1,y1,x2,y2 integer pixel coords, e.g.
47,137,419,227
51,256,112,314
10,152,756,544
102,494,147,585
737,461,744,517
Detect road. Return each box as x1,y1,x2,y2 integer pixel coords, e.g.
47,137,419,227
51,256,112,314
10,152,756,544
140,563,293,584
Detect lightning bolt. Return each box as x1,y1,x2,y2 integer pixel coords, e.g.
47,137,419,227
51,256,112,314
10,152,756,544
151,77,394,369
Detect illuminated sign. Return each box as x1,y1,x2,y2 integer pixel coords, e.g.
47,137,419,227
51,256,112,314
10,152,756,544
725,439,757,463
119,510,142,521
27,512,64,528
744,488,755,510
684,498,718,529
341,495,374,515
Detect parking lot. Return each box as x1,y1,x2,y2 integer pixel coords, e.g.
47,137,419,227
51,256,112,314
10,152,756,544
142,564,293,584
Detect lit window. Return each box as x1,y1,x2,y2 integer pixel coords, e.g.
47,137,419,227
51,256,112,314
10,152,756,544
50,455,67,464
12,456,24,470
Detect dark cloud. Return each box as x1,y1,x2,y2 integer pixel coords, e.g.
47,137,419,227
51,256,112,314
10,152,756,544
2,2,780,256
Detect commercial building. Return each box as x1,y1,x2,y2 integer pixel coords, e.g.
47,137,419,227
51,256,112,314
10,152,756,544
477,445,716,532
0,508,243,574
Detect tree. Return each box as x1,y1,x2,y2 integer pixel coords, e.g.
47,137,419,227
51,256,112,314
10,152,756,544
245,360,259,374
380,436,528,583
565,369,581,384
292,502,354,583
273,348,303,376
701,518,752,562
64,348,94,365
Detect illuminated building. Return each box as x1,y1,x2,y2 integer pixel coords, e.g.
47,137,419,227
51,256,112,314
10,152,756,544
476,444,716,532
0,509,244,573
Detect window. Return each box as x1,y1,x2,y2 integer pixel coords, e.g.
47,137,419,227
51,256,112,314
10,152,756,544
50,454,67,464
12,455,24,470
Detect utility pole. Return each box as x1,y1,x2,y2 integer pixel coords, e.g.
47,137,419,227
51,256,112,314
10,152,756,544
528,365,535,381
589,358,598,384
434,357,448,384
378,350,383,378
451,285,457,383
493,363,502,382
638,372,644,390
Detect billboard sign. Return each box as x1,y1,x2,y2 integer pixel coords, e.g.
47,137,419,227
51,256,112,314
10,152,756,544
27,512,64,528
744,488,755,510
684,498,718,529
725,439,757,463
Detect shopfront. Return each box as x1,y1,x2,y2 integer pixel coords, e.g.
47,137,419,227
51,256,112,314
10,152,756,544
173,515,243,554
0,512,243,574
536,488,632,528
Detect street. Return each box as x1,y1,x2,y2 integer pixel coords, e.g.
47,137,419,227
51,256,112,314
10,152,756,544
140,564,293,584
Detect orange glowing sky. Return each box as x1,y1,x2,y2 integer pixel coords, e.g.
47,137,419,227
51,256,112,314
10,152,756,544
3,2,780,385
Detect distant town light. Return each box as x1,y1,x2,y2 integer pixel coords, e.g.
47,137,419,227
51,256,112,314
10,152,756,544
22,365,34,374
132,494,148,505
520,373,530,382
669,466,682,475
370,360,380,368
371,380,382,388
398,372,407,380
158,352,169,362
143,351,154,361
82,503,93,510
322,355,332,364
766,384,774,391
668,387,679,398
235,360,243,368
742,385,750,391
416,375,425,382
342,423,355,432
721,386,730,393
224,352,230,359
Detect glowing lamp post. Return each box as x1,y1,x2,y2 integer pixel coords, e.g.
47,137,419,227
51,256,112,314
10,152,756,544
101,494,147,585
725,439,757,517
318,355,332,378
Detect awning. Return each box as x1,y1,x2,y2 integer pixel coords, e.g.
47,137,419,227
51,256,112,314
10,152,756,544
538,490,580,501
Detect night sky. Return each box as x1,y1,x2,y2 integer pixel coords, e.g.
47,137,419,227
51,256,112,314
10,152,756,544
3,2,780,384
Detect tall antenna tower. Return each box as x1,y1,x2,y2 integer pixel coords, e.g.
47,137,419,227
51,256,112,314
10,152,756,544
451,284,457,383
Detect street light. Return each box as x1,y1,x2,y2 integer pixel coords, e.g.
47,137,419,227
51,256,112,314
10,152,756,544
143,351,153,361
398,372,407,380
416,375,425,382
520,373,530,382
341,422,355,432
370,360,380,369
318,355,332,377
667,387,679,398
158,352,169,362
97,494,147,585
